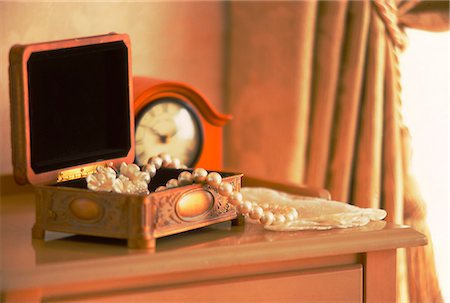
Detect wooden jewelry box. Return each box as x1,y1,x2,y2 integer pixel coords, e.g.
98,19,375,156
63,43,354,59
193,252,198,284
9,33,241,249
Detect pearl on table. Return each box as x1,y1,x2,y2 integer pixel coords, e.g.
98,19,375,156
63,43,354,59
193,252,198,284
260,211,275,226
142,163,157,177
218,182,233,197
206,172,222,188
168,158,181,168
229,192,243,206
192,168,208,183
285,213,295,222
239,201,252,215
274,214,286,225
290,208,299,219
166,178,179,188
159,153,172,167
178,171,194,185
269,203,280,211
155,186,166,192
148,156,163,169
249,206,264,220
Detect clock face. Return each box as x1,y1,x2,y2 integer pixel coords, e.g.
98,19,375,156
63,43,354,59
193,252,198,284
134,98,203,167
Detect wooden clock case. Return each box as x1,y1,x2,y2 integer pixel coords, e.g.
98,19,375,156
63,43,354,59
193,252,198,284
9,33,241,249
133,76,231,171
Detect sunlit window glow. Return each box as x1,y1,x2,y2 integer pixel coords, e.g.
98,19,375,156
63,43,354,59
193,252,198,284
400,28,449,302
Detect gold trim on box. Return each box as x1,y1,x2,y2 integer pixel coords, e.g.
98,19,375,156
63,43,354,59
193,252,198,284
56,163,102,183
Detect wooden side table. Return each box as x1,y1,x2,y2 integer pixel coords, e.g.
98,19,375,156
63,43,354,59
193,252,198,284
1,190,426,303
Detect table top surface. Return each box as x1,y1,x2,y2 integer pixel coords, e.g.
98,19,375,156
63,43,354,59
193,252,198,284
0,191,426,292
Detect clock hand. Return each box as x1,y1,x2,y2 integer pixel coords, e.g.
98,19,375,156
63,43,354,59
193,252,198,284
139,123,159,135
142,124,166,142
149,126,161,136
149,126,170,144
142,121,178,144
159,126,178,144
167,128,178,138
160,135,169,144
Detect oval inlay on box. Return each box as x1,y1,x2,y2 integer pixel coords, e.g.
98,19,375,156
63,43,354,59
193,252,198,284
69,198,103,221
176,189,214,221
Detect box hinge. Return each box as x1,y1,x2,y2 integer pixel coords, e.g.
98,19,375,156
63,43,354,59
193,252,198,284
56,163,104,183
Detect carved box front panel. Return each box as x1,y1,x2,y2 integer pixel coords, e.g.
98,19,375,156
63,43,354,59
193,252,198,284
150,175,240,238
33,173,241,246
36,186,131,238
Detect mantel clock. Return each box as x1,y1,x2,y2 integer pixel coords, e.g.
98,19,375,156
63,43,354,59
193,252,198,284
133,77,231,170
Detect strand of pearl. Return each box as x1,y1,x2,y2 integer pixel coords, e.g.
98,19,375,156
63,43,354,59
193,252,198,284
148,154,298,226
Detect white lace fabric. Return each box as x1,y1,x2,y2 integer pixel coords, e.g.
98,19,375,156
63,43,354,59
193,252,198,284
241,187,387,231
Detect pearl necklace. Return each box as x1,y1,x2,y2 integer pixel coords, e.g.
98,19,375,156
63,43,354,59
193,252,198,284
86,153,298,226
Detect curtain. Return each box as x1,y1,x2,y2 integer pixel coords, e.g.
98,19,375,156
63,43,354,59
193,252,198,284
225,1,449,302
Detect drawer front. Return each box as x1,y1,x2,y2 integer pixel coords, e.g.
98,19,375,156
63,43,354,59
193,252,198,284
64,264,362,303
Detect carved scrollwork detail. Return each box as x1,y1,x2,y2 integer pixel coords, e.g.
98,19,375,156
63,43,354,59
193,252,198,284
151,192,184,229
207,177,240,217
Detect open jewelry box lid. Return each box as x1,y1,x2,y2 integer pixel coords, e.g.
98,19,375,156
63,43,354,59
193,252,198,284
9,33,135,185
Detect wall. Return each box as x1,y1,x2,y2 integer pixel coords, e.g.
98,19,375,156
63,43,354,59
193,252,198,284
0,2,225,177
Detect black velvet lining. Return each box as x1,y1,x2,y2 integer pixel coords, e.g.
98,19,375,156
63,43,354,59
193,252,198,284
27,41,131,173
